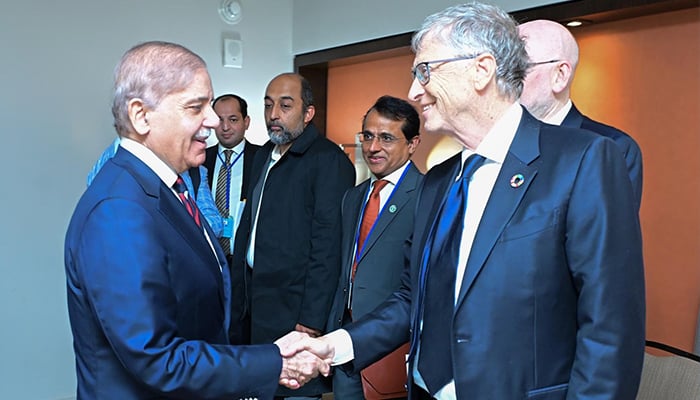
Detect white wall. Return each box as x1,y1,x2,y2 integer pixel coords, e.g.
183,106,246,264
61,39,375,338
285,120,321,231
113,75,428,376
292,0,567,54
0,0,562,398
0,1,291,399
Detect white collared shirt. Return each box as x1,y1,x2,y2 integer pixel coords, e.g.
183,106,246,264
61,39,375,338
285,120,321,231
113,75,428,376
246,145,283,268
547,99,573,126
120,138,221,269
120,137,179,191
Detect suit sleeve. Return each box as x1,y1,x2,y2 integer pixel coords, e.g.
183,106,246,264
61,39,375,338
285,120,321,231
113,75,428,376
623,140,643,211
565,137,645,399
297,152,356,331
76,197,281,399
344,261,413,372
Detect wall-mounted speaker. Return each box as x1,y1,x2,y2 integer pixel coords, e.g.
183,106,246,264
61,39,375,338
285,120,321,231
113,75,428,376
223,38,243,68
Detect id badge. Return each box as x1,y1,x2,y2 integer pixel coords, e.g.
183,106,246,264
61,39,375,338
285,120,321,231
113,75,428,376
223,216,234,238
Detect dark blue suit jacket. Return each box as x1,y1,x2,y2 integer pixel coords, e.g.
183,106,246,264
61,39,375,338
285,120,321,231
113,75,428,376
65,148,281,399
327,162,423,329
562,104,643,209
345,109,645,399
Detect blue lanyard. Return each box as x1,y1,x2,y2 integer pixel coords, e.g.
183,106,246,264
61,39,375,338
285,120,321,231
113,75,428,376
353,163,410,263
217,150,244,210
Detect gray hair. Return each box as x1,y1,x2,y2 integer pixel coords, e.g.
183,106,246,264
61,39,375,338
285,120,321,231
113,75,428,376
111,41,207,135
412,2,529,99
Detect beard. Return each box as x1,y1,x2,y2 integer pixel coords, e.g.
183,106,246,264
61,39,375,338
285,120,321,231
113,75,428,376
267,121,305,145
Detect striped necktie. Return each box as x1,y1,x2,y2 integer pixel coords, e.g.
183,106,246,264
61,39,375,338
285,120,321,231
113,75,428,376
173,175,201,227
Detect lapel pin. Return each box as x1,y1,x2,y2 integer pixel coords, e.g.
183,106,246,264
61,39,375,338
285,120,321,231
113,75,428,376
510,174,525,188
389,205,397,213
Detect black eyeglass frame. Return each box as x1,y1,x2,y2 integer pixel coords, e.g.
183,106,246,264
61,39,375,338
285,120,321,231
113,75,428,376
411,54,479,85
357,131,406,146
527,59,562,68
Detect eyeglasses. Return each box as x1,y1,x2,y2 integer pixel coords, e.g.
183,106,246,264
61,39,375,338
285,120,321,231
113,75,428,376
411,54,479,85
357,131,403,146
527,59,561,68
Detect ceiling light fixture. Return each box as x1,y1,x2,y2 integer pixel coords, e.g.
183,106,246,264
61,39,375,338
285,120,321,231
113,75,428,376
564,19,592,28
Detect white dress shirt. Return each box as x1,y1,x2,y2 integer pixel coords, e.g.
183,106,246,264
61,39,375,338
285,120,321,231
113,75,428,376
246,145,282,268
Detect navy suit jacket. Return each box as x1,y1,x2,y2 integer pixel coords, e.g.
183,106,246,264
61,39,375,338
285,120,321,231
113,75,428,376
65,148,281,399
562,103,643,209
327,162,423,329
345,109,646,399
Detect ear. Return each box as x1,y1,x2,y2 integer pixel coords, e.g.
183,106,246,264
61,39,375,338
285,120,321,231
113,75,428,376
303,105,316,125
243,115,251,130
551,61,573,94
472,53,497,92
407,135,421,155
127,98,150,135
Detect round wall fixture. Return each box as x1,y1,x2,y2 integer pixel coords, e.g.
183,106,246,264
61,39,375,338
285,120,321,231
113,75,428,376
219,0,243,25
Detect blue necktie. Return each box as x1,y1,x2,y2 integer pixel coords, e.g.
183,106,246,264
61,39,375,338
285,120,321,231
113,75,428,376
416,153,485,395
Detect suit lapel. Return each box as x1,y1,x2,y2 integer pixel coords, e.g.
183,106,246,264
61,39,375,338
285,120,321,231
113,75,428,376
114,148,229,320
455,111,542,308
204,146,217,187
415,155,462,251
358,165,421,263
159,186,224,271
342,183,367,279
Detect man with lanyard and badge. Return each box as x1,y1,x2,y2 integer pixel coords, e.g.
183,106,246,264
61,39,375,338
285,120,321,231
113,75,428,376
327,95,422,400
206,93,261,344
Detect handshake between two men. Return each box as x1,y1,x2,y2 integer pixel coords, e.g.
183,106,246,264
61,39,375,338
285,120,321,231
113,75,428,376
274,331,335,389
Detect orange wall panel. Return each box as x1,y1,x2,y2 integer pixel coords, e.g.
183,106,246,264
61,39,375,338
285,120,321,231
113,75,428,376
573,8,700,352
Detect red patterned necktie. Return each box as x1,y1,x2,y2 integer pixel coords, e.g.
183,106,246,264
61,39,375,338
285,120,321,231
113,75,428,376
173,175,201,227
351,179,389,282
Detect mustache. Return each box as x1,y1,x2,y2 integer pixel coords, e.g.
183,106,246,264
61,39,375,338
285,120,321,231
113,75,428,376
194,128,211,140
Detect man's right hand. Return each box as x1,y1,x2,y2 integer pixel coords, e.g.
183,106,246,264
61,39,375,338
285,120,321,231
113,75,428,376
275,331,334,389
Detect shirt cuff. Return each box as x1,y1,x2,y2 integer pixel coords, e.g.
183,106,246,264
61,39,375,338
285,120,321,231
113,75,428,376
323,329,354,366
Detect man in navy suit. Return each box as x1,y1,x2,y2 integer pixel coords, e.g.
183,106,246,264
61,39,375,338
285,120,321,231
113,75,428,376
321,3,645,399
519,19,643,209
327,95,422,399
64,41,330,399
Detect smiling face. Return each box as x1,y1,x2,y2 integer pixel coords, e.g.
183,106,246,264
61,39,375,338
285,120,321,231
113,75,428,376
361,109,418,179
407,35,477,137
142,68,218,173
214,97,250,149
